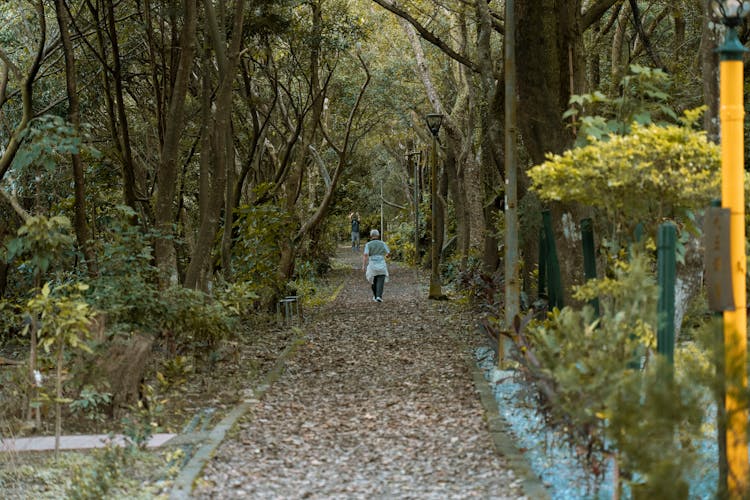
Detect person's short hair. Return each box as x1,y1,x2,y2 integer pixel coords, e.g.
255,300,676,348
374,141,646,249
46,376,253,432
370,229,379,238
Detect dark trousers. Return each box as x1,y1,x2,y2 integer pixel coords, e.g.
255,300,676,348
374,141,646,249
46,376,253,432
371,275,385,299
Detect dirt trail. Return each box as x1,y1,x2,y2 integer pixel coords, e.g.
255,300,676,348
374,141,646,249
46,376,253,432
194,247,526,499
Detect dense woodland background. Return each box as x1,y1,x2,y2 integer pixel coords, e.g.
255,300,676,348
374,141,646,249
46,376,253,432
0,0,743,495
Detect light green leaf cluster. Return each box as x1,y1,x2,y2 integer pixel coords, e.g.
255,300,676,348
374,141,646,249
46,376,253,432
25,282,94,355
564,65,678,144
528,121,719,235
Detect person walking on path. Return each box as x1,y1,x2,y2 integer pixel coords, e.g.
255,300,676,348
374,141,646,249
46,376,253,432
349,212,361,251
362,229,390,302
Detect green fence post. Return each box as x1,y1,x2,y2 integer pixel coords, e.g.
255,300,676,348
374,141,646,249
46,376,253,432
656,222,677,364
538,226,547,299
542,210,563,309
580,218,600,317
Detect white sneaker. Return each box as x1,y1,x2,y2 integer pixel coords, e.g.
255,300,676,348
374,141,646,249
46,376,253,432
375,297,383,302
372,297,378,302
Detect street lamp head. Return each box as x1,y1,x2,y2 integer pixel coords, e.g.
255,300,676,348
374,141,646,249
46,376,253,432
425,113,443,137
712,0,750,27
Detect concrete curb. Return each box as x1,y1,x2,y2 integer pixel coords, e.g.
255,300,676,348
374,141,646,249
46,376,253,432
468,357,550,500
169,332,306,499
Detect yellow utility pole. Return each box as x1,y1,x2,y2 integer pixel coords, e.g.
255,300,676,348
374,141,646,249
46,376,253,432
715,1,749,495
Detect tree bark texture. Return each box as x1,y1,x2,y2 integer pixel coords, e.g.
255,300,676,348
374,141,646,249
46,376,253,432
153,0,197,286
0,0,45,183
54,0,98,276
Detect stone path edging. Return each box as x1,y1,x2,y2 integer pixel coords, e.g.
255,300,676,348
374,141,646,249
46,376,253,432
168,331,306,499
468,356,550,499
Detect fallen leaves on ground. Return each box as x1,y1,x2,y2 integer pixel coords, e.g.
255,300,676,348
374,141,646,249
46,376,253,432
195,249,526,499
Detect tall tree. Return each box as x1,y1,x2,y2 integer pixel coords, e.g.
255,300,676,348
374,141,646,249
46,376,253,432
153,0,198,285
54,0,97,276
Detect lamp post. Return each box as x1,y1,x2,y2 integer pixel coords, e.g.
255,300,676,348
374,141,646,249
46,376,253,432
406,150,422,265
711,1,749,496
425,113,443,299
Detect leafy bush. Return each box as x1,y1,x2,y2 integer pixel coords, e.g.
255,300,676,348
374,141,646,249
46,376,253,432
66,440,132,500
449,255,501,311
233,203,294,302
213,280,261,319
86,206,161,329
70,385,112,423
522,253,704,495
384,222,417,264
528,120,719,245
564,64,679,144
121,384,164,449
159,286,234,349
4,215,75,288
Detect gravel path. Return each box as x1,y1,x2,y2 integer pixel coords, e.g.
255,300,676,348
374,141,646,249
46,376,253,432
194,248,527,499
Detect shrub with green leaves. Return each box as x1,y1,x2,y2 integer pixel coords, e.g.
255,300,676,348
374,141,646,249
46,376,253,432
384,222,416,264
159,286,233,349
25,282,95,453
70,385,112,423
121,384,165,449
528,119,719,245
564,64,679,144
66,440,132,500
4,215,75,285
86,206,161,329
233,203,294,302
524,253,704,495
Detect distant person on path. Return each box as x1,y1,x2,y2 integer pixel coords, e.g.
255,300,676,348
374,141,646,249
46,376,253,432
362,229,390,302
349,212,360,251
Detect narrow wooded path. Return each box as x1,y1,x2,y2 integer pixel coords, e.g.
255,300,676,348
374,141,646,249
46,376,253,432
194,247,528,498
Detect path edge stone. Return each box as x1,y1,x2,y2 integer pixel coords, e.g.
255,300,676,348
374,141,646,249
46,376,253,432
169,331,306,499
467,355,550,499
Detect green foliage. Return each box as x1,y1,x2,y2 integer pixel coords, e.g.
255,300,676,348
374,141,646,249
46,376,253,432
86,206,161,329
156,355,192,391
121,384,165,450
4,215,75,279
449,255,500,311
0,298,22,341
564,65,679,145
7,116,100,217
287,260,318,304
384,222,417,264
214,280,261,318
25,282,94,357
525,253,704,494
70,385,112,423
66,440,132,500
11,115,87,173
528,120,719,241
234,203,294,301
159,286,233,349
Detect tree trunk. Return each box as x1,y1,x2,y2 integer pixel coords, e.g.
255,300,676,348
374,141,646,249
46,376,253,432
516,0,617,303
701,8,721,141
54,0,98,276
0,0,45,184
445,141,469,265
476,0,503,273
153,0,198,286
104,0,139,213
184,50,224,290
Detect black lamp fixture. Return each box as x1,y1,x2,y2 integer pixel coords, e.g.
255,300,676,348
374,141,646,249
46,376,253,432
712,0,750,26
425,113,443,137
